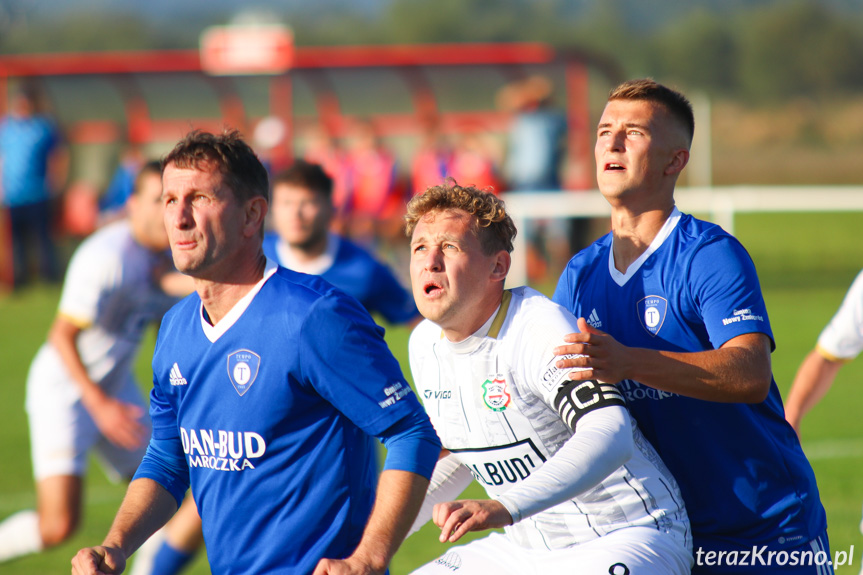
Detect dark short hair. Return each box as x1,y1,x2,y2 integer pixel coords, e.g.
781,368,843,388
608,79,694,144
162,129,270,204
132,160,163,195
405,180,516,255
272,160,333,202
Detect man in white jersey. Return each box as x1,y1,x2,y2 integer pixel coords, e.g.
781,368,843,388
0,161,184,563
785,268,863,573
786,268,863,435
405,182,692,575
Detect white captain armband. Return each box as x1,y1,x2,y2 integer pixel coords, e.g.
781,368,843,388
553,380,626,431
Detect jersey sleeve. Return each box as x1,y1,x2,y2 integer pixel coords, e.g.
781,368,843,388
817,269,863,361
56,239,119,328
688,235,775,350
364,260,419,325
299,291,429,437
496,405,632,522
132,435,190,508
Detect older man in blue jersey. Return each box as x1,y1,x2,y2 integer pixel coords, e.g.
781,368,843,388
72,130,440,575
552,79,831,574
134,160,422,575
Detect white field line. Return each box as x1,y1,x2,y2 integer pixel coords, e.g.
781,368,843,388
802,437,863,461
0,485,124,513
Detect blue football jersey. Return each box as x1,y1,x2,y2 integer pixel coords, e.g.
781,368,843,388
149,263,423,574
263,232,418,325
553,209,826,552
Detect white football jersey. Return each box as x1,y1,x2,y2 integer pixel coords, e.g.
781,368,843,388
27,221,177,406
817,268,863,361
409,286,690,550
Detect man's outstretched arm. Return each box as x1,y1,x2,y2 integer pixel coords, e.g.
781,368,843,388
554,318,773,403
313,469,430,575
71,478,179,575
785,349,843,436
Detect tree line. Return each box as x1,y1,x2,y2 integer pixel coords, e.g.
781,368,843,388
1,0,862,103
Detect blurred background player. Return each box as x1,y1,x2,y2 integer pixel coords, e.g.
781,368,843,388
404,183,691,574
137,158,421,575
0,82,69,290
0,160,187,563
98,144,146,225
266,159,420,327
785,267,863,574
786,267,863,434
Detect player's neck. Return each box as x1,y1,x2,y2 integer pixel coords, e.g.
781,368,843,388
442,289,504,343
196,253,268,325
610,204,674,273
287,235,329,263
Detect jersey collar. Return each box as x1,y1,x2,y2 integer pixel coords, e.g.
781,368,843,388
200,258,279,343
439,289,513,353
275,233,339,275
608,206,681,287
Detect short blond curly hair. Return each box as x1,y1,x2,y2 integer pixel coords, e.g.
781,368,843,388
405,181,516,255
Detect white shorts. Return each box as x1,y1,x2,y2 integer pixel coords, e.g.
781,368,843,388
410,527,693,575
26,347,150,481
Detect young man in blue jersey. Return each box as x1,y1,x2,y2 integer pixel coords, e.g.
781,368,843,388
552,79,831,574
265,160,421,327
71,130,440,575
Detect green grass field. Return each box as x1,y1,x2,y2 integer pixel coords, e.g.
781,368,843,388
2,211,863,574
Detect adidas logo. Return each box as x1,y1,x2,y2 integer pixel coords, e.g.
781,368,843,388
587,309,602,329
169,362,188,386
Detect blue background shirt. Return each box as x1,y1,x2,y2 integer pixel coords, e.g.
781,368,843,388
263,231,418,325
0,114,60,207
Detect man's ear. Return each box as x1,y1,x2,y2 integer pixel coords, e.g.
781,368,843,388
491,250,511,283
664,148,690,177
244,197,269,238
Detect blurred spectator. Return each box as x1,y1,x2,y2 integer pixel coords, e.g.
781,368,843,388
499,75,569,281
252,115,291,176
342,119,401,248
448,130,502,194
302,122,350,222
61,181,99,238
98,145,145,225
0,82,69,289
501,75,566,191
410,115,453,195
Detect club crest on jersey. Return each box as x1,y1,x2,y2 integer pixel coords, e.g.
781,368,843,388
482,375,511,412
226,349,261,396
637,295,668,337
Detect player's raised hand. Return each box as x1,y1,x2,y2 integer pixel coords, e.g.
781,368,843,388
71,545,126,574
554,317,631,385
433,499,512,543
83,392,148,450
